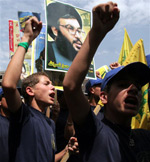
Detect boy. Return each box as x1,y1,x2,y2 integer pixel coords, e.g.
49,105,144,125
2,17,78,162
63,2,150,161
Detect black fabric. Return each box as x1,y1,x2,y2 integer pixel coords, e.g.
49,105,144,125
9,103,55,162
0,114,9,162
55,108,81,162
75,109,150,162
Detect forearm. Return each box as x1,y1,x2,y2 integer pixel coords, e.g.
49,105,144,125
55,147,68,162
63,29,104,124
64,113,75,139
63,28,104,92
2,17,42,112
63,2,119,125
3,17,42,90
63,2,119,92
2,38,28,89
2,36,30,112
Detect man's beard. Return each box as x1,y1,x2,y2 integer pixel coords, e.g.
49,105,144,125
55,31,81,61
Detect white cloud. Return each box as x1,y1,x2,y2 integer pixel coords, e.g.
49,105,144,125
0,0,149,71
82,0,150,26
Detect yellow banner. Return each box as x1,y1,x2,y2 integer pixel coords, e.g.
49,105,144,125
123,39,150,130
118,28,133,65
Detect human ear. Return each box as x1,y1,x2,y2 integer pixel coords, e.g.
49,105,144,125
89,87,95,94
100,91,107,104
26,87,34,97
51,26,58,37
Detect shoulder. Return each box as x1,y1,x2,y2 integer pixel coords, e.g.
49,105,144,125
132,128,150,137
0,114,9,127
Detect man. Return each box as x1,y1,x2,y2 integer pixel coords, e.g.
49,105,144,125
85,78,103,108
46,2,84,71
63,2,150,161
85,78,104,119
2,17,78,162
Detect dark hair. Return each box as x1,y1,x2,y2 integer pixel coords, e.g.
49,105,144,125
50,14,77,39
22,72,49,103
47,2,82,39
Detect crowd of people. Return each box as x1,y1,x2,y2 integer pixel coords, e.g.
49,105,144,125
0,1,150,162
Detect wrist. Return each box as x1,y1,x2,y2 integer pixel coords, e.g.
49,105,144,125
66,120,73,126
21,35,32,45
18,42,29,52
90,27,106,41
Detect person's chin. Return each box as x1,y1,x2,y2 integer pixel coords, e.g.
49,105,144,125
123,106,139,117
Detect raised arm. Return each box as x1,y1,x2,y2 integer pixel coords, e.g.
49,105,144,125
63,2,120,125
2,17,42,112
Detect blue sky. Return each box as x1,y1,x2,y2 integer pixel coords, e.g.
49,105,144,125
0,0,150,71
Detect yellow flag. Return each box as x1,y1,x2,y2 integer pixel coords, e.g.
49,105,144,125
123,39,150,130
118,28,133,65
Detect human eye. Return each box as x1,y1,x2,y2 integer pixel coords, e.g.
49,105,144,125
77,29,82,34
44,81,50,86
66,25,74,31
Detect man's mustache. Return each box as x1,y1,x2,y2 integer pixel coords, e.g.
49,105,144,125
72,38,82,45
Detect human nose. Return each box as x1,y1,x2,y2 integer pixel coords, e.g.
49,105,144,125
74,30,81,38
50,84,55,91
127,84,140,95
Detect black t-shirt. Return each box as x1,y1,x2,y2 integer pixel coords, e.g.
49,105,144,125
55,108,69,153
55,108,81,162
0,114,9,162
75,109,150,162
9,103,56,162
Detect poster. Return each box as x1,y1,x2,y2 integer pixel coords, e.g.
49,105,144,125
9,20,20,57
18,11,41,32
45,0,96,79
9,20,31,78
33,24,46,73
18,11,41,60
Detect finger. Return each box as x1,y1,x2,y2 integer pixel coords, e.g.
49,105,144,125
68,147,74,152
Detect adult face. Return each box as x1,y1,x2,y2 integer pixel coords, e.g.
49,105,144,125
90,84,101,105
58,18,83,52
92,84,101,97
32,75,55,108
103,78,142,122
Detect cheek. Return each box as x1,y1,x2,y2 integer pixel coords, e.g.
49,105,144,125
36,87,48,97
108,91,123,106
60,30,74,43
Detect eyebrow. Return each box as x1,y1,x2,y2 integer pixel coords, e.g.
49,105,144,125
62,24,81,29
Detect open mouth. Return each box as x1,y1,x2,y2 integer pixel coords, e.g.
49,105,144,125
73,40,82,50
74,43,82,50
124,96,138,109
49,92,55,100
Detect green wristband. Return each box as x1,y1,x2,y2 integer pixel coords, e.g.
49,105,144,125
18,42,29,52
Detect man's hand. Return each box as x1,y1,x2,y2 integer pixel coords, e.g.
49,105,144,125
110,62,121,69
68,137,79,154
92,2,120,36
22,16,42,44
96,71,102,79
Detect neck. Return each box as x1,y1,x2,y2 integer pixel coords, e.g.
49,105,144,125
29,99,44,113
88,96,99,106
104,109,132,127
